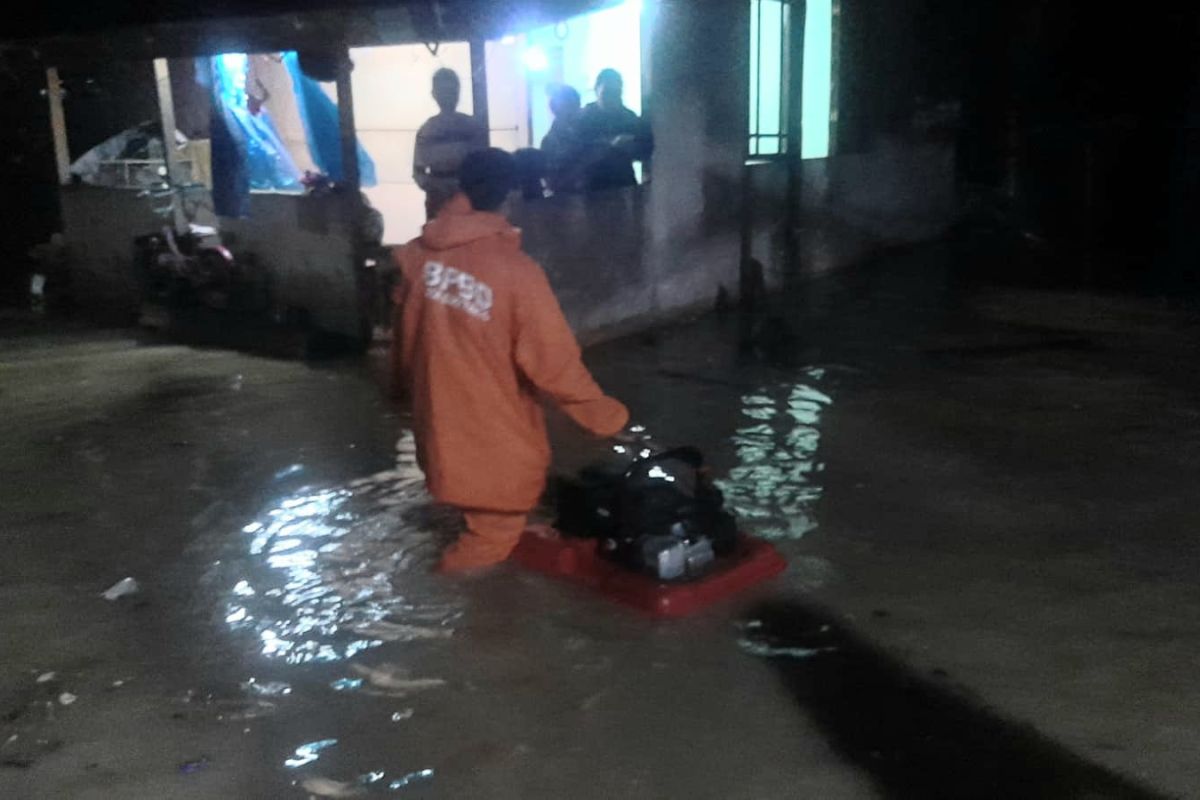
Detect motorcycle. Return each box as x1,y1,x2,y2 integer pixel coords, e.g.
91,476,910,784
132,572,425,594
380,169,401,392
135,222,237,307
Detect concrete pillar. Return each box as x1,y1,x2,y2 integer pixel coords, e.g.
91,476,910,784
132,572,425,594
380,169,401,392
469,39,490,135
335,50,361,192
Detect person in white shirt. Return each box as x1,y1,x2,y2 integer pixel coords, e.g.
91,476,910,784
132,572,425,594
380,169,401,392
413,69,489,219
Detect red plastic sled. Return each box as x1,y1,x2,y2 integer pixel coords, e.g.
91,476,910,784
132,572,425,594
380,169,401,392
511,526,787,618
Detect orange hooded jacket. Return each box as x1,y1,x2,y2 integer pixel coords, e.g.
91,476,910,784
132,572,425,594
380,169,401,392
392,195,629,513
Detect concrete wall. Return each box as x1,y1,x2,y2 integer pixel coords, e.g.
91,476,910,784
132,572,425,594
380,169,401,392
797,138,957,276
745,141,957,289
510,187,648,336
59,186,195,318
507,0,749,341
60,186,364,337
219,193,364,338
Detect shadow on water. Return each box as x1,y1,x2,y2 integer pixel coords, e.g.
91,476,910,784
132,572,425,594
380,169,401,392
740,600,1169,800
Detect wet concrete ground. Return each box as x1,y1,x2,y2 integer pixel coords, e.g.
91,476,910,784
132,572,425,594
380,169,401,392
2,243,1199,798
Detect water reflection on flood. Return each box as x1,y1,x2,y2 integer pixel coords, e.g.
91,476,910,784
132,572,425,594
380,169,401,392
224,433,462,665
716,369,832,540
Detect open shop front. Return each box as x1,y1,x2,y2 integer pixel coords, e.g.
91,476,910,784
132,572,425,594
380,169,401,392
44,0,764,346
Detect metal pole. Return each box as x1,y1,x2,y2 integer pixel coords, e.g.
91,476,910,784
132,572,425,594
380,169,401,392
46,67,71,186
152,58,187,231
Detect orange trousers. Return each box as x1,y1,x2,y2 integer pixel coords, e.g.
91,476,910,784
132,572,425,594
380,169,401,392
438,510,527,573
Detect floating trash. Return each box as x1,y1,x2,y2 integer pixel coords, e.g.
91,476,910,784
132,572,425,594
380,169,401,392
388,768,434,790
178,756,209,774
101,577,140,601
350,664,445,695
284,739,338,768
241,679,292,697
299,776,365,797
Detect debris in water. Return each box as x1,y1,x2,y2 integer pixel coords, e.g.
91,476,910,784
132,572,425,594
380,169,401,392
350,664,445,695
300,776,366,797
354,620,452,643
275,464,305,480
241,679,292,697
390,709,414,723
101,577,140,601
285,739,338,768
223,699,277,720
178,756,209,774
57,693,77,706
737,638,836,660
388,768,434,790
36,672,56,684
329,678,364,692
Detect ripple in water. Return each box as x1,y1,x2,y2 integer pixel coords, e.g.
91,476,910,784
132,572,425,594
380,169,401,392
716,369,832,540
223,432,463,665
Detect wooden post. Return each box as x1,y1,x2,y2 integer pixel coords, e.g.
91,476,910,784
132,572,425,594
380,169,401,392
152,58,187,231
46,67,71,186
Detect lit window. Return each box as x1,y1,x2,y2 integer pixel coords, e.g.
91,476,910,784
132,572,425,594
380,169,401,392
802,0,832,159
747,0,832,160
748,0,789,157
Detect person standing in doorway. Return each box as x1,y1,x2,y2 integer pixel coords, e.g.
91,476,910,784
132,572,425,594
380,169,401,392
541,84,586,194
577,68,654,192
413,68,489,220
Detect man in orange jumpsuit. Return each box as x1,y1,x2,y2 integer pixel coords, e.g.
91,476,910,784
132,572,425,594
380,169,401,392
391,148,629,573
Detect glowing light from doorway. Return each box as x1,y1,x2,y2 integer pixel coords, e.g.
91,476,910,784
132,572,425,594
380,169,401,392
522,45,550,72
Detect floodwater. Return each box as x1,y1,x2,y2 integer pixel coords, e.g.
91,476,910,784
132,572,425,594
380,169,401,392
3,245,1200,797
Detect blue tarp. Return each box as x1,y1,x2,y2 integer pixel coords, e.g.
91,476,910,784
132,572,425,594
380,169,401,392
283,52,377,187
209,53,302,217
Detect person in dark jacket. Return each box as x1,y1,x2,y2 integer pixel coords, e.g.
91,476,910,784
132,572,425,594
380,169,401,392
576,69,653,191
540,85,586,194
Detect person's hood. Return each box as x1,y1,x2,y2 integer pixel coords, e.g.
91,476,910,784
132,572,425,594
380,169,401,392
419,194,521,252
